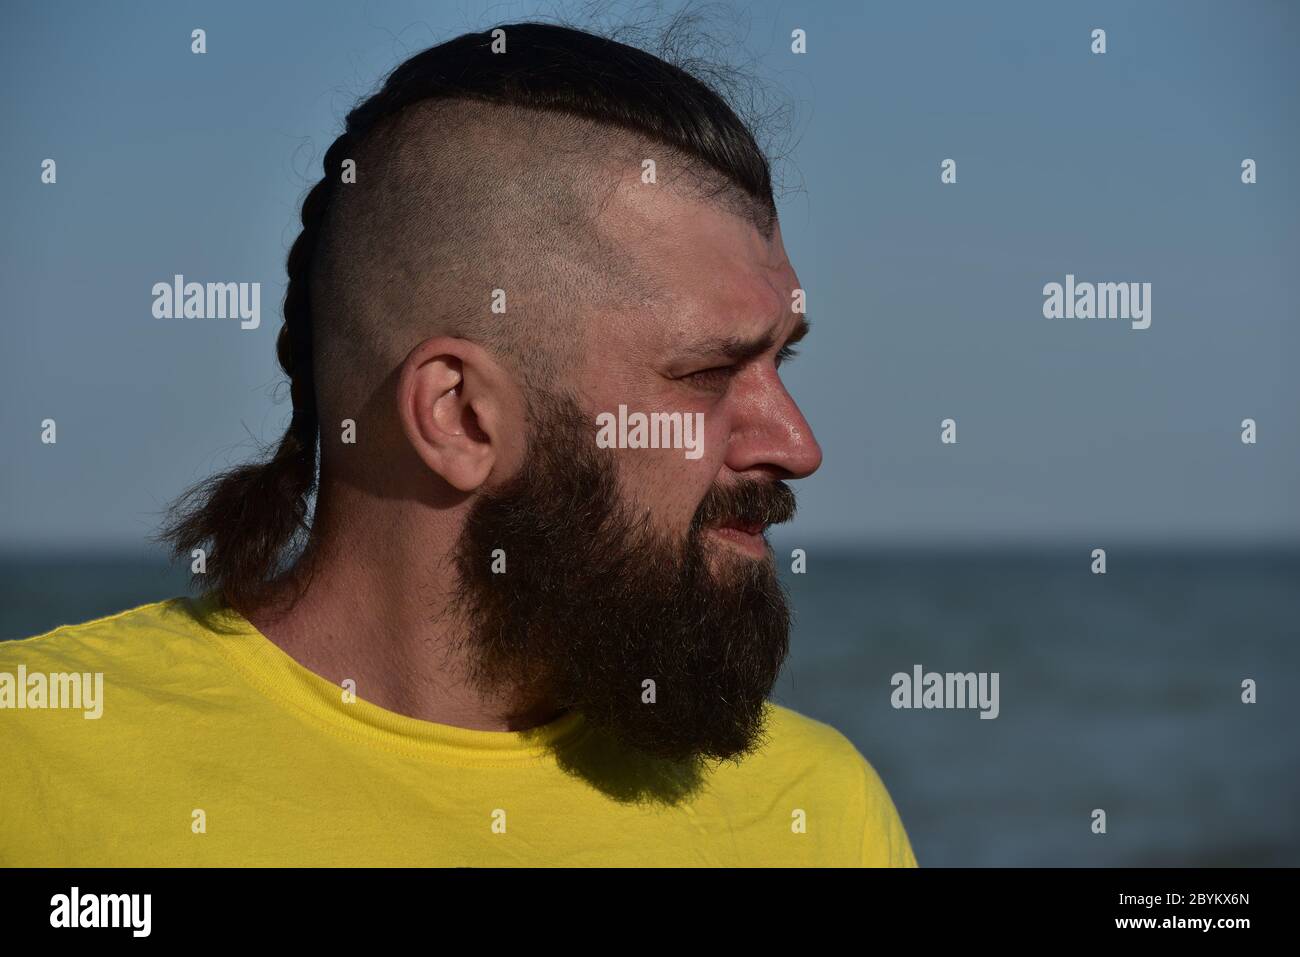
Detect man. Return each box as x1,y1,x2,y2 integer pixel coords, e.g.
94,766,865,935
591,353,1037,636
0,22,916,867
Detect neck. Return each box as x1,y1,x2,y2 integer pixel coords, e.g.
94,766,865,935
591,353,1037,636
239,481,565,732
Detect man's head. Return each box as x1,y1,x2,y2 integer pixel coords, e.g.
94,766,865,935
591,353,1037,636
163,21,821,765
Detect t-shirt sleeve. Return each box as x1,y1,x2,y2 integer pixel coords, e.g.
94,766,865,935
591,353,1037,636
857,750,918,867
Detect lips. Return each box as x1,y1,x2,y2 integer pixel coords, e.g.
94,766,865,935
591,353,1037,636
695,480,797,535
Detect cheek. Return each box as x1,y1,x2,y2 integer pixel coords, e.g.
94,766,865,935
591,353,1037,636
702,407,730,463
614,437,725,529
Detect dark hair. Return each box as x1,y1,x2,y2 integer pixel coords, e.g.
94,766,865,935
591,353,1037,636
159,20,777,612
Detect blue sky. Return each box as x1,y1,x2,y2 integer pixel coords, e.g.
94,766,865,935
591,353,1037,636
2,0,1297,549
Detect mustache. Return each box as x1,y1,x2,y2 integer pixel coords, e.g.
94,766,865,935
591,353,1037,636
693,479,797,531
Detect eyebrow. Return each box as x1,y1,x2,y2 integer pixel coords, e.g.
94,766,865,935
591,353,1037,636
680,316,811,364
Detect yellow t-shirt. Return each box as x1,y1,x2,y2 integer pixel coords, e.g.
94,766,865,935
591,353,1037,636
0,596,917,867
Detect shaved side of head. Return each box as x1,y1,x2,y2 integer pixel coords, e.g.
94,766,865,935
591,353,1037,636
309,97,774,434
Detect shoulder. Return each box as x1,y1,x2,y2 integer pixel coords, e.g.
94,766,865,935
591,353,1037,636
756,702,919,867
0,598,226,714
0,598,218,862
0,597,203,672
762,701,860,754
0,595,234,768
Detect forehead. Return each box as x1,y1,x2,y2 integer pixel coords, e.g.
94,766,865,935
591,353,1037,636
597,176,798,348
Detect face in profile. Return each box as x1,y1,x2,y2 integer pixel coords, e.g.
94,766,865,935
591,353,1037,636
451,183,822,766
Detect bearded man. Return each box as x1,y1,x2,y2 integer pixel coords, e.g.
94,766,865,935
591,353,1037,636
0,22,916,868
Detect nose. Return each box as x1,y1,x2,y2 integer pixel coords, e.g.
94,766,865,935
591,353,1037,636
723,370,823,480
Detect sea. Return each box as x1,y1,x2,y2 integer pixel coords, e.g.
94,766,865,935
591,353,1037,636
3,546,1297,867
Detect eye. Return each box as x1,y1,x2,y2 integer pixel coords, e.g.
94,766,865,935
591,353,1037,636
682,364,739,388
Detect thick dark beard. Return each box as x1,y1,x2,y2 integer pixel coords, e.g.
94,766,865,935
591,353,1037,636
450,388,796,765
